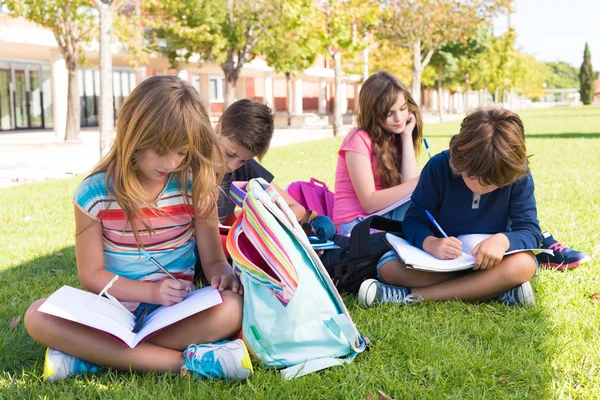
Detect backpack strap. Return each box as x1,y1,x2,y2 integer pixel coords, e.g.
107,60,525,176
347,215,403,271
229,181,248,207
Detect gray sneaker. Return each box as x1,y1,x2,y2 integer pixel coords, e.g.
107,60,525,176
358,279,422,308
498,281,536,306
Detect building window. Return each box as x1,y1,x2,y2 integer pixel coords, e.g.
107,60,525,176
209,76,224,102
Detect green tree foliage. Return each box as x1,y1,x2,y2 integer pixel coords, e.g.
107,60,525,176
379,0,511,106
261,0,324,120
368,40,413,86
316,0,379,136
544,61,579,89
579,43,594,105
147,0,283,108
3,0,95,141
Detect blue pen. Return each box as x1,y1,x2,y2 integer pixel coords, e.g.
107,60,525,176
424,210,449,239
423,138,431,159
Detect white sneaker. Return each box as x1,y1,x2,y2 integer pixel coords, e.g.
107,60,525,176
181,339,253,380
43,347,101,382
358,279,421,308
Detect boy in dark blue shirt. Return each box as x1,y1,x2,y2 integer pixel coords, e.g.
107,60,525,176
358,108,539,307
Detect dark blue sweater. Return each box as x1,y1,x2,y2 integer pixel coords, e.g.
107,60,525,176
403,150,541,252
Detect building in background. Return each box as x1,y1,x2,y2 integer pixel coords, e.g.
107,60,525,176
0,11,359,135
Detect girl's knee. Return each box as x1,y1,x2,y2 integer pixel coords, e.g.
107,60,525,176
211,290,243,334
24,299,47,339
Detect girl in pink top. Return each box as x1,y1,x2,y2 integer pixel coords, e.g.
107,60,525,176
334,71,423,234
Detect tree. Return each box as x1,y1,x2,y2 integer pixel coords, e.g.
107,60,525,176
368,40,413,86
544,61,579,89
114,0,150,86
4,0,94,141
379,0,511,106
147,0,281,109
579,43,594,105
92,0,116,158
316,0,379,136
261,0,324,125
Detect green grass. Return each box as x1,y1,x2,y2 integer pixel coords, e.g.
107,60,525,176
1,106,600,399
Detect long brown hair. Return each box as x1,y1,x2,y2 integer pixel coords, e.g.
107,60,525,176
91,75,224,246
356,71,423,188
450,107,529,187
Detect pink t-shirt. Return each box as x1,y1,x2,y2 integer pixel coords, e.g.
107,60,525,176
333,129,384,225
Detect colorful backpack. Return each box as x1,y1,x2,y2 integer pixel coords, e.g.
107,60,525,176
286,178,335,219
226,178,368,379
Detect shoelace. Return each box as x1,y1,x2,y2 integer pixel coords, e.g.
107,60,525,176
497,289,516,306
380,286,423,304
549,242,568,253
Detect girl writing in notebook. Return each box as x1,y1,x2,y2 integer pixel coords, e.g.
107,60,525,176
333,71,423,235
358,108,539,308
24,76,253,382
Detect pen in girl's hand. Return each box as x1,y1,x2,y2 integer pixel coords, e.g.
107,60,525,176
423,138,431,159
140,248,191,293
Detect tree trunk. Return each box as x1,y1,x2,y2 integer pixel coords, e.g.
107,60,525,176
286,72,292,127
437,65,444,123
223,75,237,110
332,51,343,137
98,1,114,158
410,41,425,107
64,67,80,142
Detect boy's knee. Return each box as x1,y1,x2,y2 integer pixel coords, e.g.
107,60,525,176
501,253,536,283
378,259,408,284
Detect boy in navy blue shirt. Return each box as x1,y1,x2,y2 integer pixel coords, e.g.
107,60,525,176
358,108,539,307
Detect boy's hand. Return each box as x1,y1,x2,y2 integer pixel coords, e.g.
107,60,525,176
471,233,510,270
154,279,194,306
423,236,463,260
211,274,243,295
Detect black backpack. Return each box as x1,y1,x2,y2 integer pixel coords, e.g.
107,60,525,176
318,216,404,293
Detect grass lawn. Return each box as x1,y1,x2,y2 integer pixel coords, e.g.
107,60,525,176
1,106,599,399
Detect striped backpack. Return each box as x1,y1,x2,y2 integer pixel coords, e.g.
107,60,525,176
226,178,368,379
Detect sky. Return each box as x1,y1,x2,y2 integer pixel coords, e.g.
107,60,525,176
493,0,600,68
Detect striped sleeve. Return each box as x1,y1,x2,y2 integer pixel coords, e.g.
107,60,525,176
73,172,112,220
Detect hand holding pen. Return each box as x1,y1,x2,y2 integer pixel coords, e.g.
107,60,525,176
140,249,193,305
422,210,462,260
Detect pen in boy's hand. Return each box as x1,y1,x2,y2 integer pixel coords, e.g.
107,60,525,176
424,210,449,239
140,248,191,293
423,138,431,159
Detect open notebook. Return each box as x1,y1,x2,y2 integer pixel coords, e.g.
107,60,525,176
374,195,411,216
38,285,223,348
385,233,552,272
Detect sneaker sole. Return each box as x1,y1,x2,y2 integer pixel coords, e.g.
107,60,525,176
357,279,378,308
238,340,254,379
43,347,55,382
539,255,591,270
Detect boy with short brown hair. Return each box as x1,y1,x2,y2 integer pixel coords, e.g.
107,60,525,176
358,107,540,308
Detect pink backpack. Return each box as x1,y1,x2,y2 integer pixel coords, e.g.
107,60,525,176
286,178,335,218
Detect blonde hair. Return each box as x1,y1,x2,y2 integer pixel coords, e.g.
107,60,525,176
91,75,224,246
450,107,529,187
356,71,423,188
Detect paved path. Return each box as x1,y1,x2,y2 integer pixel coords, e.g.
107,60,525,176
0,113,463,188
